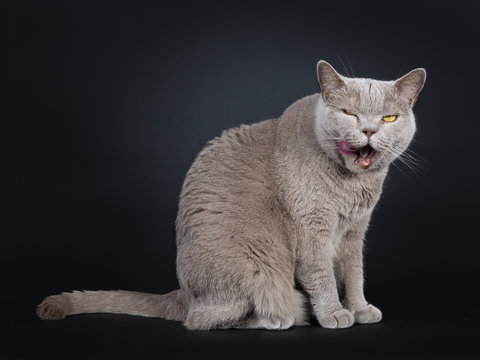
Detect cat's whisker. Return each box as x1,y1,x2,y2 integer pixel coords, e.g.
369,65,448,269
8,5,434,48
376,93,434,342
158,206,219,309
382,146,426,177
397,158,425,177
390,145,428,171
401,150,428,166
346,56,355,77
410,137,424,144
338,56,351,77
390,160,412,179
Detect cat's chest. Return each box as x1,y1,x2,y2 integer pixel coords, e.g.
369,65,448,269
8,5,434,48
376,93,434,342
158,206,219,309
329,181,380,246
336,183,378,217
331,177,382,226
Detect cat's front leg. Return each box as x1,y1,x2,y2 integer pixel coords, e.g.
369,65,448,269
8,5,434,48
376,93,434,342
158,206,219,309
337,215,382,324
295,221,354,329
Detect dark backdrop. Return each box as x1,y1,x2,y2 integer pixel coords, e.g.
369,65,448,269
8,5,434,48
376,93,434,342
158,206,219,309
3,0,479,359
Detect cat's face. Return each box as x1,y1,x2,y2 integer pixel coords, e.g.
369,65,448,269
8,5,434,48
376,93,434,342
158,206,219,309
314,61,426,174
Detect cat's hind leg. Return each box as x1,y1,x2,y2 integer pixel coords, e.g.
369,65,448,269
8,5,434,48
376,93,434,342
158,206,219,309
184,293,307,331
183,297,251,330
241,279,308,330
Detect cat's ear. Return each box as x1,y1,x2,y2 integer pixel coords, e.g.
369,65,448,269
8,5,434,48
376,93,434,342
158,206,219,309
394,68,426,107
317,60,346,101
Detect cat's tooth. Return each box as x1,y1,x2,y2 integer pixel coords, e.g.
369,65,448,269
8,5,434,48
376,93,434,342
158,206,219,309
357,157,371,167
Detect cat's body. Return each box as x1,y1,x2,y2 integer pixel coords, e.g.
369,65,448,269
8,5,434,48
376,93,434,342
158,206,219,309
37,61,426,330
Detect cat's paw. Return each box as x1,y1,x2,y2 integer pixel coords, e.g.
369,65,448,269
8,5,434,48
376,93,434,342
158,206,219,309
318,309,354,329
240,315,295,330
36,294,70,320
353,304,382,324
259,316,295,330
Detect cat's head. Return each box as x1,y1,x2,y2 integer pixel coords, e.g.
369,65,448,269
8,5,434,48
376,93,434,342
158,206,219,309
314,60,426,174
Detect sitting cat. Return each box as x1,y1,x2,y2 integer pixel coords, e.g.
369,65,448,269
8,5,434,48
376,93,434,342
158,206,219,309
37,60,426,330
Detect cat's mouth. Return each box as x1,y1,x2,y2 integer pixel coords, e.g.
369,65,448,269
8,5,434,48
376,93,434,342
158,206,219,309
338,140,377,168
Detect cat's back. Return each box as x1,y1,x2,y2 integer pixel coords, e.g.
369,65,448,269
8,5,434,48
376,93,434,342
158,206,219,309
176,119,282,245
185,118,278,188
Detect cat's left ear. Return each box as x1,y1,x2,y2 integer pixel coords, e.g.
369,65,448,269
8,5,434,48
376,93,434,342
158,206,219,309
394,68,426,107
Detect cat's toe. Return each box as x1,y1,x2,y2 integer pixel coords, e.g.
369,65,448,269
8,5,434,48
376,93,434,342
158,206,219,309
319,309,354,329
258,317,281,330
249,315,294,330
353,304,382,324
36,295,69,320
279,316,295,330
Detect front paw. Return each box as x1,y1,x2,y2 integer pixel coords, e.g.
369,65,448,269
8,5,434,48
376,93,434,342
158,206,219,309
318,308,354,329
352,304,382,324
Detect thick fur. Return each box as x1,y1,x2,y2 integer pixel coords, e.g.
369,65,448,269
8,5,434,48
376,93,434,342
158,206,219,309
37,61,425,330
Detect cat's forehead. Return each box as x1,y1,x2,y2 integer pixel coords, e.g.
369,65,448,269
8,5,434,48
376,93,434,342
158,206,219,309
330,78,407,114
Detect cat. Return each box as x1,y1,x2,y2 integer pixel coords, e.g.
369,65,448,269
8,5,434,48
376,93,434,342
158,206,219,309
37,60,426,330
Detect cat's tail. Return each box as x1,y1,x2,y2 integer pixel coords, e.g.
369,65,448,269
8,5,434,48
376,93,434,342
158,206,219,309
36,289,188,322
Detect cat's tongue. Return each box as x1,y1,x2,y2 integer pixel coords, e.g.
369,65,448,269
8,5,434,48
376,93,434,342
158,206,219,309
338,140,357,155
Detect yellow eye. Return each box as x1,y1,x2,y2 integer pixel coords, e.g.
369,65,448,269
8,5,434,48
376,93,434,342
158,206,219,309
343,110,356,116
382,115,397,122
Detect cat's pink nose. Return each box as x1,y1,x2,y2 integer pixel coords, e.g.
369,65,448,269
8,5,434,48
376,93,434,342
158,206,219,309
362,129,376,138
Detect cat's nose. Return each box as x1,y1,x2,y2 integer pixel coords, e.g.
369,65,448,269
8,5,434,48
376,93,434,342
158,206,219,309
362,129,376,138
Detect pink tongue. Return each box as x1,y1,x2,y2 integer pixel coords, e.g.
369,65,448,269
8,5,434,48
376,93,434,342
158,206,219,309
338,140,357,155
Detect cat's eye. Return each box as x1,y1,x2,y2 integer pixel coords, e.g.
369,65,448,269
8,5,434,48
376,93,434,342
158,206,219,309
382,115,397,122
343,109,356,117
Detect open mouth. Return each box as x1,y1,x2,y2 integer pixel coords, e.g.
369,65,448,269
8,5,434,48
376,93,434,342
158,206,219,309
338,140,377,168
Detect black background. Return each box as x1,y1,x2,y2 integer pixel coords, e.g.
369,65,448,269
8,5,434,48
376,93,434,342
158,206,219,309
3,0,479,359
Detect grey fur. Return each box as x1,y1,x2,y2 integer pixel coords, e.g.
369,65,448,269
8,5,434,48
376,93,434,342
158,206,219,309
37,60,426,330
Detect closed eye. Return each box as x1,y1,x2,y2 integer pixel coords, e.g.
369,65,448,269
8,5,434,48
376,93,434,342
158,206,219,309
342,109,357,117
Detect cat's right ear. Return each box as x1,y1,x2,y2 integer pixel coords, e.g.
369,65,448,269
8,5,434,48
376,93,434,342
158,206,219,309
393,68,426,107
317,60,346,101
